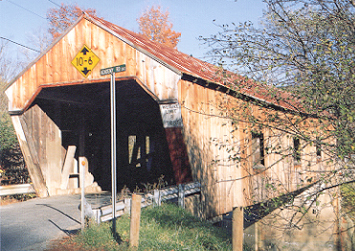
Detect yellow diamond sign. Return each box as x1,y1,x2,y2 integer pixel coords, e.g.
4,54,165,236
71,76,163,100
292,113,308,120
71,45,100,78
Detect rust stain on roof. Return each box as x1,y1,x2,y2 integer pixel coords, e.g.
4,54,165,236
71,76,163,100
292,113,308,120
87,14,301,113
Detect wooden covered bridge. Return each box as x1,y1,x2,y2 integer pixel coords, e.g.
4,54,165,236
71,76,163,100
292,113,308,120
5,13,339,249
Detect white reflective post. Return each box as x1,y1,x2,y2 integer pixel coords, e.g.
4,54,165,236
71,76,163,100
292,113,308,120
80,157,85,229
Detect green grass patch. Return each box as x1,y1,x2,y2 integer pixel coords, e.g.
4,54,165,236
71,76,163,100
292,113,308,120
49,203,232,250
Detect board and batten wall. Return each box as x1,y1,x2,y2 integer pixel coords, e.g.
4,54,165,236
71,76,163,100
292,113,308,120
178,78,334,217
5,17,181,196
6,17,180,113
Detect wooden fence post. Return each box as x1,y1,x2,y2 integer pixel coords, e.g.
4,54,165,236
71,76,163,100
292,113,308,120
130,193,142,248
232,207,244,251
178,184,185,208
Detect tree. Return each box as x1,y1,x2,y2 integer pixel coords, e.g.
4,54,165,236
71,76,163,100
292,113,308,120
202,0,355,248
0,42,28,186
47,3,97,40
137,6,181,48
27,26,52,54
205,0,355,181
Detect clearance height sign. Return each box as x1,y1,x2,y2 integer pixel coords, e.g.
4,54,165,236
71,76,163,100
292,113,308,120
71,45,100,78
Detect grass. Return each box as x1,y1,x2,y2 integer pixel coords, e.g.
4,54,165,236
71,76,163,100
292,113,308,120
46,203,232,251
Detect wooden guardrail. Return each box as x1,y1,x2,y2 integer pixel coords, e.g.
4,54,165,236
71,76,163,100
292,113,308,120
0,184,35,196
93,182,201,224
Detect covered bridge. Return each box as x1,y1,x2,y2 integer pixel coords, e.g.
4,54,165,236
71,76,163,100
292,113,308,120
5,14,333,219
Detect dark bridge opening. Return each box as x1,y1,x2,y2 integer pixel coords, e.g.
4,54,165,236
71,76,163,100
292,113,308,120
32,80,176,192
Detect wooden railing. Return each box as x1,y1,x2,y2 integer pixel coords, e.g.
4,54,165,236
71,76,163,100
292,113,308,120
92,182,201,224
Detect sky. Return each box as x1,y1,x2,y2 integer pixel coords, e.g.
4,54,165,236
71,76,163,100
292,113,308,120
0,0,266,77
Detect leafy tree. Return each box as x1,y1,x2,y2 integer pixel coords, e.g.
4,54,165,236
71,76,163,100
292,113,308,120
137,6,181,48
0,43,28,185
47,3,97,40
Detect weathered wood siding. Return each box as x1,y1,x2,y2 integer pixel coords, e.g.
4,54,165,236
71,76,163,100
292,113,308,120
6,17,180,113
179,79,244,216
18,104,64,195
178,79,334,217
11,115,48,197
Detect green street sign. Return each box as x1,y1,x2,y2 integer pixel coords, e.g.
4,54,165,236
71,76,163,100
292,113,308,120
100,64,126,75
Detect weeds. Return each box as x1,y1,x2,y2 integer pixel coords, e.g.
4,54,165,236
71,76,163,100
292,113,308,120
47,203,232,251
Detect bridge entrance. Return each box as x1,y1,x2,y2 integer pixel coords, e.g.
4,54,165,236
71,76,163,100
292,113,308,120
29,79,182,194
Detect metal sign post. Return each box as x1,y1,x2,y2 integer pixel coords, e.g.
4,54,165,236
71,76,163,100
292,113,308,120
101,64,126,234
110,71,117,233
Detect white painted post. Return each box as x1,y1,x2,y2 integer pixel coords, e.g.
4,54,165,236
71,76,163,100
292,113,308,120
80,157,85,229
153,189,161,207
93,209,102,224
178,184,185,209
124,197,131,214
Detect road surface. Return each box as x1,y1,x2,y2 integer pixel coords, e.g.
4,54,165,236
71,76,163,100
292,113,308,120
0,193,110,251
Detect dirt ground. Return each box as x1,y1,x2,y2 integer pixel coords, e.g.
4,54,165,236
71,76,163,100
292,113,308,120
0,194,36,206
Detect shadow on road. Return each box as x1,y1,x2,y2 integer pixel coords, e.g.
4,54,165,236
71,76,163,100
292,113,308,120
48,219,80,236
36,203,81,224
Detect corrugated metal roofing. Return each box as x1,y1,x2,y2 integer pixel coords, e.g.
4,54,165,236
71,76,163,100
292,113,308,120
7,13,300,113
87,14,301,112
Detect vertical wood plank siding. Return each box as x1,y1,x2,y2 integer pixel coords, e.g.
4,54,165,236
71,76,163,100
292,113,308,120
11,115,48,197
6,18,180,112
20,105,64,195
178,79,333,217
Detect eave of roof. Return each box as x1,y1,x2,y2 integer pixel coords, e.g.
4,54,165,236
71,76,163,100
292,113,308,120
86,14,302,113
7,13,303,113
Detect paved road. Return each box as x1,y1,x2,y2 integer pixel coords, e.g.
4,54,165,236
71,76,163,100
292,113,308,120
0,193,111,251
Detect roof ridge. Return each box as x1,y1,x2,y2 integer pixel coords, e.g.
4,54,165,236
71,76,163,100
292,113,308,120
85,14,305,113
86,14,224,77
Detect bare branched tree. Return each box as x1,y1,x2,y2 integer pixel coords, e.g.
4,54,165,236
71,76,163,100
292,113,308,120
202,0,355,248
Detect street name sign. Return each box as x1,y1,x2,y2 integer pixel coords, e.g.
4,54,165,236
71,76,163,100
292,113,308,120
100,64,126,76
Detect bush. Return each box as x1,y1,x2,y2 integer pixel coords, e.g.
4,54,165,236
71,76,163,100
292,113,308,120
0,113,29,185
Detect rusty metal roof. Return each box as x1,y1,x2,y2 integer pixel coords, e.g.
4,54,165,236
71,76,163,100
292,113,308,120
87,14,301,112
7,13,300,113
88,14,218,79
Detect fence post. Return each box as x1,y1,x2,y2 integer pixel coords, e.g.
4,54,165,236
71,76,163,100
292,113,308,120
130,193,142,248
178,184,185,209
124,197,131,214
79,157,86,229
153,189,161,207
232,207,244,251
93,209,101,224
